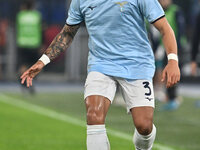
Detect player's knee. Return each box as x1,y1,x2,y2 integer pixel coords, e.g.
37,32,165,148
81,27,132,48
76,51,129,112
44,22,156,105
135,120,153,135
87,108,105,125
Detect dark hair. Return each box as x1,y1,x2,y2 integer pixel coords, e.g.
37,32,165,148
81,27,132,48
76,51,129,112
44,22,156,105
23,0,34,10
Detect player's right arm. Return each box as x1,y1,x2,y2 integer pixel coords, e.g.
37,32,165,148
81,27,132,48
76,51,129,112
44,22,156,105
20,24,80,87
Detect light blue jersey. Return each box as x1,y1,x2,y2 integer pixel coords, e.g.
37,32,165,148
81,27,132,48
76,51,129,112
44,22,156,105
66,0,165,80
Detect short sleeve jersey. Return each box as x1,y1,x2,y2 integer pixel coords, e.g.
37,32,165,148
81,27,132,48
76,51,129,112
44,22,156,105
66,0,165,80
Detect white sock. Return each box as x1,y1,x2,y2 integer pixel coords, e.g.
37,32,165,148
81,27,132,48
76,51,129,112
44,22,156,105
87,124,110,150
133,124,156,150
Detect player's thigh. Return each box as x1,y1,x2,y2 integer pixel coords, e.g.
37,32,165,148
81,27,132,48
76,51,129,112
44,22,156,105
84,71,117,124
118,79,155,133
84,71,117,102
85,95,111,124
118,79,155,113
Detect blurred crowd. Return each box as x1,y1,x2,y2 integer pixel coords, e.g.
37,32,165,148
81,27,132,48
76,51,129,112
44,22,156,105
0,0,200,107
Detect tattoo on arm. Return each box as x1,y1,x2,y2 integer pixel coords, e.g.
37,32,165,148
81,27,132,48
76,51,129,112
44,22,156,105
44,24,80,61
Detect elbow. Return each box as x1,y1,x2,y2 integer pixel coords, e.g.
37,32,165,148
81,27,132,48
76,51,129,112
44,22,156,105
160,25,175,38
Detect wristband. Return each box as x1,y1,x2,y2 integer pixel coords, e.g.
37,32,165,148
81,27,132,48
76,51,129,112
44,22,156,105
167,53,178,62
39,54,50,65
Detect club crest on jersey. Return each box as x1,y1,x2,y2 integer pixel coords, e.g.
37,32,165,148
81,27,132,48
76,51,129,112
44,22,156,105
115,1,128,12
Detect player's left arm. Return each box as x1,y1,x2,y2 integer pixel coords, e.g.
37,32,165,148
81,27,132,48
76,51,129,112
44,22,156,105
153,17,181,88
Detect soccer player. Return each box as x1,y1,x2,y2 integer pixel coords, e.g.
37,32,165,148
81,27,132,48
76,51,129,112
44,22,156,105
21,0,180,149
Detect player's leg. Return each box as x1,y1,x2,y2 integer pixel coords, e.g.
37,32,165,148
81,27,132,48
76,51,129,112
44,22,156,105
84,72,117,150
131,107,156,150
118,79,156,150
86,96,111,150
86,95,111,125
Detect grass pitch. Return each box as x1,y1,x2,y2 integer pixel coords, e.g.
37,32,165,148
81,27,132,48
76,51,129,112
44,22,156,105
0,92,200,150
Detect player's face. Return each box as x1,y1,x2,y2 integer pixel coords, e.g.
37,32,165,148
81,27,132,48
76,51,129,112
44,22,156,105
159,0,172,10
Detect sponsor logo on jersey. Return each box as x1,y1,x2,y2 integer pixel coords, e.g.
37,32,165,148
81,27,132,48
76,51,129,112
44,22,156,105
88,6,97,10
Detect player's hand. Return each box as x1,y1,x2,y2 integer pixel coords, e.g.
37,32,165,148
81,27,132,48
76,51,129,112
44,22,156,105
161,60,180,88
20,61,45,87
191,61,197,76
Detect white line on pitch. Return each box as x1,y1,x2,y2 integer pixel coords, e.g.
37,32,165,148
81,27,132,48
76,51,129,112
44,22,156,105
0,94,175,150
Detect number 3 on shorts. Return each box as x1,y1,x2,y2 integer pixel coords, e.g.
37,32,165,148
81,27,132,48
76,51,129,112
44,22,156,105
143,81,151,96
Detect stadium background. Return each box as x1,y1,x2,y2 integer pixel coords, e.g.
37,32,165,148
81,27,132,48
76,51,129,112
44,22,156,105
0,0,200,150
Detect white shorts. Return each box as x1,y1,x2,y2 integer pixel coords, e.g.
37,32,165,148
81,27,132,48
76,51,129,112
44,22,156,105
84,72,155,113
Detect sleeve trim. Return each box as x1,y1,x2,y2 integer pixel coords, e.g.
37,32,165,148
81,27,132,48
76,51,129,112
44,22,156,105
66,23,81,26
151,15,165,24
